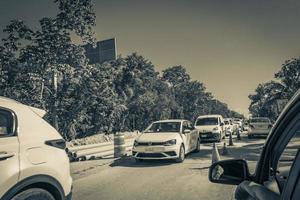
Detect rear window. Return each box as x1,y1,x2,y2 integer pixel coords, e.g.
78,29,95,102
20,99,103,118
0,109,15,136
196,118,218,126
250,118,270,123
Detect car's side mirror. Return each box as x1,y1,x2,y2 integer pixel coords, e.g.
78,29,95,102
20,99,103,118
220,122,224,126
183,129,191,134
209,159,250,185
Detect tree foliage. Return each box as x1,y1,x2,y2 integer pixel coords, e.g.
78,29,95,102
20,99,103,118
249,58,300,121
0,0,243,140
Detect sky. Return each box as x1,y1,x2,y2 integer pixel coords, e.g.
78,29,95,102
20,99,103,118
1,0,300,116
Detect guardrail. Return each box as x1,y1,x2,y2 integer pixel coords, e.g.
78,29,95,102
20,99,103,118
66,139,135,162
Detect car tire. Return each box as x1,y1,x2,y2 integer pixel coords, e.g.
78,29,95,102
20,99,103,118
193,138,201,153
11,188,55,200
175,144,185,163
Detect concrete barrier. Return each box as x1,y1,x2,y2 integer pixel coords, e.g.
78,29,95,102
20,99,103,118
67,139,135,161
114,132,126,158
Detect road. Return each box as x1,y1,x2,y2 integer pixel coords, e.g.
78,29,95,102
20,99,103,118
71,135,265,200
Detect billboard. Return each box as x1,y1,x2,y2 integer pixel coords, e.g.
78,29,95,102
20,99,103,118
84,38,117,64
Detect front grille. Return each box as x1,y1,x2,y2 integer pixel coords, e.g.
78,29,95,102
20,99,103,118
200,132,216,138
137,153,166,158
137,142,165,146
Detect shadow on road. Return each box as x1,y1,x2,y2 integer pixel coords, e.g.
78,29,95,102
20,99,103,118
188,148,212,161
109,157,176,168
226,143,263,161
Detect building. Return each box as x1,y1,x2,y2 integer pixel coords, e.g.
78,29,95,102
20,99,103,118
84,38,117,64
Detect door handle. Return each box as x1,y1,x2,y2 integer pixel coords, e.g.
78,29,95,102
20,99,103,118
0,151,15,161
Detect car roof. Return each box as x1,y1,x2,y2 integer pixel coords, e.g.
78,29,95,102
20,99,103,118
196,115,223,119
0,96,46,117
250,117,270,119
153,119,186,123
0,96,60,140
0,96,21,104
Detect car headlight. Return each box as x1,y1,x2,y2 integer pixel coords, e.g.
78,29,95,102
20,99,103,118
212,127,219,131
164,139,176,146
134,140,139,146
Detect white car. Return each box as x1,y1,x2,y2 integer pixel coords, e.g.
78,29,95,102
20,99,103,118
132,120,200,162
0,97,72,200
248,117,272,138
194,115,225,142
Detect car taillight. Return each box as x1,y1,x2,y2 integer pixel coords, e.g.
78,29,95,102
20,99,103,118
45,139,66,149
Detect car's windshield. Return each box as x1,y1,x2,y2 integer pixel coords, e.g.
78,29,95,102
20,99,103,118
250,118,270,123
196,118,218,126
145,122,181,133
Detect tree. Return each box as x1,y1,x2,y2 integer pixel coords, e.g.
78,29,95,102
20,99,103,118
162,65,240,121
249,58,300,121
162,65,190,86
0,0,96,139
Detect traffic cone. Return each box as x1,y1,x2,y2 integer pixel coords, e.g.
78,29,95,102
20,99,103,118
237,129,241,140
228,132,234,146
222,142,228,155
211,143,220,164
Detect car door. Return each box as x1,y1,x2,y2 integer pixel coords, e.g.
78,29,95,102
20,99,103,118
182,121,191,152
281,148,300,200
235,95,300,199
188,121,198,149
0,108,20,198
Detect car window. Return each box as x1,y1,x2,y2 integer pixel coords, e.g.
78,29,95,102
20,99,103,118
271,112,300,193
187,121,194,130
196,118,218,126
183,121,189,131
277,129,300,173
0,109,15,137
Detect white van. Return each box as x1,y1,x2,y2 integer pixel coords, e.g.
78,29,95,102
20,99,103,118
194,115,225,142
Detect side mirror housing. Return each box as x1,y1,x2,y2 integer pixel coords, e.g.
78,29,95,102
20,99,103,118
220,122,224,126
183,129,191,134
209,159,250,185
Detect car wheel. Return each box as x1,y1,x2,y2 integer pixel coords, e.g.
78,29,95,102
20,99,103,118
175,144,185,163
11,188,55,200
193,138,200,153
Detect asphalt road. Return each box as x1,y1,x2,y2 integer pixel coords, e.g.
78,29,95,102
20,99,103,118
71,135,265,200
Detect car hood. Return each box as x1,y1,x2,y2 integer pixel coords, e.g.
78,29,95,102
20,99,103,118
195,125,218,133
136,132,181,142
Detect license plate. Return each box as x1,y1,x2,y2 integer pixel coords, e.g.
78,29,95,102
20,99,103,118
145,147,164,152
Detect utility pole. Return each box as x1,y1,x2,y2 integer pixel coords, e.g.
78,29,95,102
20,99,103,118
52,71,59,130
